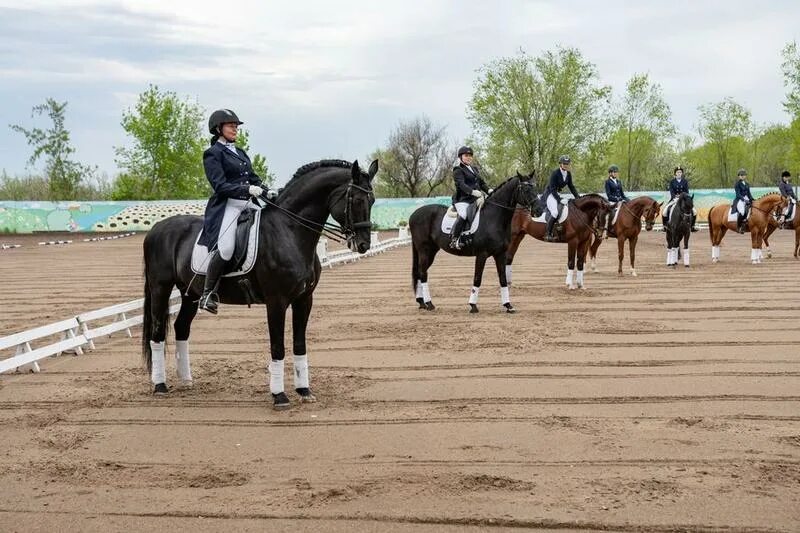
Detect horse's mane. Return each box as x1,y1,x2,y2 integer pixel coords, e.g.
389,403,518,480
487,174,521,197
756,192,782,200
284,159,353,190
575,193,605,202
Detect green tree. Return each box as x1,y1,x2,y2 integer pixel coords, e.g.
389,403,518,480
235,129,276,187
697,97,752,186
468,47,611,188
607,74,675,190
113,85,207,200
369,116,454,197
780,41,800,173
10,98,96,200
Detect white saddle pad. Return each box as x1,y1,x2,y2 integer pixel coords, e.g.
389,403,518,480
191,208,261,277
782,198,797,222
726,203,749,223
441,206,481,234
532,204,569,224
661,202,674,220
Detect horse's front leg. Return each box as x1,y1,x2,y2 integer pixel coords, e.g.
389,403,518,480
469,254,488,313
505,231,524,286
566,242,577,290
291,293,316,403
617,236,625,276
266,300,291,410
494,252,514,314
750,227,761,264
576,238,591,289
682,232,691,268
629,234,639,276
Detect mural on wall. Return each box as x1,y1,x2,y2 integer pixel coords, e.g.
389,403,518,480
0,187,784,234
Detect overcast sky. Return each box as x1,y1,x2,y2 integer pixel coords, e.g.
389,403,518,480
0,0,798,185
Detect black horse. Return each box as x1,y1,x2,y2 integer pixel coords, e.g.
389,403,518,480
664,192,693,267
409,172,537,313
142,159,377,409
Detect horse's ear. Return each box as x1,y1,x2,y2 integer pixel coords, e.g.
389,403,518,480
351,160,360,180
529,170,536,179
691,193,694,199
658,201,663,208
368,159,379,181
516,170,523,178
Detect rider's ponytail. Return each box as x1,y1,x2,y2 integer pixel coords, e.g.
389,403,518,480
210,134,220,146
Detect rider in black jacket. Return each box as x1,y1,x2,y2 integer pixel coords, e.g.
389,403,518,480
544,155,580,241
450,146,491,249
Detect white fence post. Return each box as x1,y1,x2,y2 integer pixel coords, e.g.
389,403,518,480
15,343,40,373
370,231,380,248
316,238,328,266
398,226,409,240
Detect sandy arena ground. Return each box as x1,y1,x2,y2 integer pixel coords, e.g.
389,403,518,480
0,228,798,532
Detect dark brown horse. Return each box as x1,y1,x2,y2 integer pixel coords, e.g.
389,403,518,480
589,196,661,277
761,202,798,259
708,193,788,264
506,194,611,290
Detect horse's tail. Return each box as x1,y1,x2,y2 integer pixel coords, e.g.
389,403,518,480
141,245,154,373
411,238,420,293
707,206,717,244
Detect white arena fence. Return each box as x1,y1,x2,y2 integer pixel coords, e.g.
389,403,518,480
1,229,411,375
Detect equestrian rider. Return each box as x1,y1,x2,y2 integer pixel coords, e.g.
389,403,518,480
450,146,491,249
778,170,796,228
198,109,278,314
544,155,580,242
734,168,754,234
666,166,698,232
603,164,628,238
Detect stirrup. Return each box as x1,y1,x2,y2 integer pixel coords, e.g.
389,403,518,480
199,292,219,314
449,237,463,250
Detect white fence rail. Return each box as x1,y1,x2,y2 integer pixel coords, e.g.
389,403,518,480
1,229,412,375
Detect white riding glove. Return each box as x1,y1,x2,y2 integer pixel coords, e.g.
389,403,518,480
248,185,264,197
265,188,278,200
476,195,485,209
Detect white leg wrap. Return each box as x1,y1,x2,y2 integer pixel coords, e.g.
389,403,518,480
500,286,510,305
757,249,763,261
469,286,480,305
269,359,285,395
150,341,166,385
576,270,584,287
415,281,423,299
750,249,757,262
565,269,574,286
683,249,690,266
505,265,513,286
293,354,309,389
175,340,192,383
666,249,671,265
421,282,431,303
711,246,719,260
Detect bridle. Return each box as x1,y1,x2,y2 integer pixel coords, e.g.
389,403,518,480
485,179,536,212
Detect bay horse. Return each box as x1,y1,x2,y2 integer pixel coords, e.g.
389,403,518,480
506,194,612,290
142,159,378,410
761,204,798,259
589,196,661,276
409,172,537,313
664,192,694,268
707,193,788,264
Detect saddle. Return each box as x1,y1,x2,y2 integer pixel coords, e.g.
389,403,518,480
530,198,568,224
442,202,481,235
191,208,262,277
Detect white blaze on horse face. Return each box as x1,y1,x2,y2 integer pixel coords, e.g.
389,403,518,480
469,286,480,305
293,354,309,389
421,282,431,303
175,340,192,384
505,265,513,285
269,359,285,395
500,286,510,305
150,341,166,385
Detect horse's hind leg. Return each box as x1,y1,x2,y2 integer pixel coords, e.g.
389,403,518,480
291,293,316,403
417,246,438,311
617,236,625,276
468,254,488,313
266,300,291,410
682,233,691,268
505,231,524,285
589,234,601,272
172,294,198,386
148,282,174,395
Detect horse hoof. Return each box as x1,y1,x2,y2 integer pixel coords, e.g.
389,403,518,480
503,303,515,314
272,392,291,410
568,285,577,290
178,379,193,388
712,258,718,264
684,265,690,268
767,252,773,258
631,270,638,277
425,301,435,311
469,304,479,314
416,297,425,309
296,388,317,403
153,383,169,396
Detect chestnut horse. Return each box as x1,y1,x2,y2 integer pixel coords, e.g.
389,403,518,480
506,194,611,290
589,196,661,277
707,193,788,264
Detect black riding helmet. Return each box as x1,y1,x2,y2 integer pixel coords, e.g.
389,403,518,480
674,166,684,175
608,164,619,173
782,170,791,179
208,109,243,135
559,155,571,165
457,146,474,158
737,168,747,177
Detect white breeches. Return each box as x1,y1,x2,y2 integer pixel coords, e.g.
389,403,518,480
454,202,469,219
736,200,747,216
546,194,559,217
218,198,256,260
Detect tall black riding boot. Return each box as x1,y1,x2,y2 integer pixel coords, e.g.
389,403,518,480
545,216,557,242
737,215,746,234
449,216,467,249
199,251,228,314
